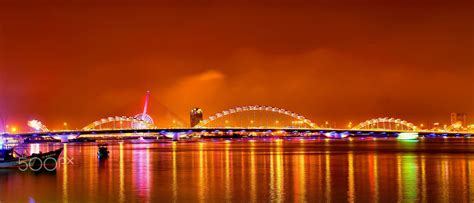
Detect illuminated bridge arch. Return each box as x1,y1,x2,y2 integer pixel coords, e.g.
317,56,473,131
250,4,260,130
194,105,318,128
82,116,157,131
353,117,418,131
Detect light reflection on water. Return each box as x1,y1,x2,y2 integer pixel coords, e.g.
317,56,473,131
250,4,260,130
348,152,354,203
62,143,68,203
119,142,124,203
0,139,473,202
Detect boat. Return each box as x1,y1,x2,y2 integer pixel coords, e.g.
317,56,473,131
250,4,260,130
324,131,349,139
68,137,96,143
0,147,63,170
97,144,109,159
23,136,61,143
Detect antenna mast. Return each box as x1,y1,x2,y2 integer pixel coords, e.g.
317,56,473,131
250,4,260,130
143,91,150,115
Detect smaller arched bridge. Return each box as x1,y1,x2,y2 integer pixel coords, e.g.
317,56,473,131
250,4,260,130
353,117,418,131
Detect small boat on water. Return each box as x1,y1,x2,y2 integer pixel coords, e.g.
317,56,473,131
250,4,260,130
23,136,61,144
97,144,109,159
0,147,63,169
69,137,96,143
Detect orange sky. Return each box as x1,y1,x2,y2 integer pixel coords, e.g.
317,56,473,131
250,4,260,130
0,0,473,130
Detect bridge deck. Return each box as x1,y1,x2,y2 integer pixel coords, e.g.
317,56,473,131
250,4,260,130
3,128,471,138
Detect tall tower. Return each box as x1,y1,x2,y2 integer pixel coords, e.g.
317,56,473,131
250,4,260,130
190,108,203,127
133,91,154,129
451,112,467,127
142,90,150,116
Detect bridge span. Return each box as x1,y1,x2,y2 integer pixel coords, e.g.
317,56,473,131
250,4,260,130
4,127,472,140
7,102,472,140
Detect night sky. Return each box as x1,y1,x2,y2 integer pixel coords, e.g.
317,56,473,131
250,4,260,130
0,0,473,130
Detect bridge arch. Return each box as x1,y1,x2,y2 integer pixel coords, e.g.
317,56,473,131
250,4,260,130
194,105,318,128
82,116,157,131
353,117,418,131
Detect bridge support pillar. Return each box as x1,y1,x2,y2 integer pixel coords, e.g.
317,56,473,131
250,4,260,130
58,135,71,143
172,133,179,141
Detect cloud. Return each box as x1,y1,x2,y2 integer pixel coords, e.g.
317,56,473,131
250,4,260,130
158,70,227,125
195,70,225,81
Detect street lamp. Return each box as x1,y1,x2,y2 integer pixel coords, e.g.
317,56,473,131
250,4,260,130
63,122,68,130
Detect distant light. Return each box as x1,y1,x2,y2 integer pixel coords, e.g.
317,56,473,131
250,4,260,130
397,133,419,140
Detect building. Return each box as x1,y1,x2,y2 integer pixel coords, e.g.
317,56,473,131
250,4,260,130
450,113,467,127
190,108,203,127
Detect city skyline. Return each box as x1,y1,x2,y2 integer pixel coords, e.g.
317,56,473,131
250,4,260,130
1,96,472,132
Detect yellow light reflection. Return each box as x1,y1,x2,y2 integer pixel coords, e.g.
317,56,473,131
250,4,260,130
373,153,379,202
325,151,331,202
225,142,232,201
460,158,467,203
62,143,68,203
348,152,355,203
469,160,474,201
440,155,450,202
172,142,177,202
317,156,323,198
397,155,402,202
270,144,276,201
119,142,124,203
275,143,284,202
298,154,306,202
198,142,207,202
88,143,97,199
249,141,256,203
270,141,284,202
421,155,426,202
